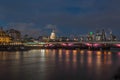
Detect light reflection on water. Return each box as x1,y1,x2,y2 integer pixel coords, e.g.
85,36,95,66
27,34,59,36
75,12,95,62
0,49,120,80
87,50,92,67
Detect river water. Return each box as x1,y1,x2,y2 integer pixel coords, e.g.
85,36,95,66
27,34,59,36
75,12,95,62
0,49,120,80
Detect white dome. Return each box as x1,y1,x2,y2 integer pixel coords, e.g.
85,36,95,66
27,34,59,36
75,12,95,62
50,30,56,40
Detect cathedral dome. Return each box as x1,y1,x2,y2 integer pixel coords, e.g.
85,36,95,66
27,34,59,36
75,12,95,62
50,30,56,40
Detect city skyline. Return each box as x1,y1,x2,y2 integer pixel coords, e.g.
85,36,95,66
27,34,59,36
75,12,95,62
0,26,119,40
0,27,118,41
0,0,120,35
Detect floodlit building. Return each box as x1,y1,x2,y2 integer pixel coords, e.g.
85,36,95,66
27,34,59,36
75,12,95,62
109,31,117,41
87,32,94,41
50,29,56,40
0,28,11,44
95,30,102,41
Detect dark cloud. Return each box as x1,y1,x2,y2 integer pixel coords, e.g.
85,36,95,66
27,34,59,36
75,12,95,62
0,0,120,36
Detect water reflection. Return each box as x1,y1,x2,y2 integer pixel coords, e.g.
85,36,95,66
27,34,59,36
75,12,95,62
66,50,70,62
15,51,20,59
118,52,120,56
0,50,114,66
40,49,45,57
103,52,107,64
80,50,84,64
108,51,112,64
0,49,119,80
96,51,102,74
73,50,77,63
0,51,22,60
80,50,84,54
87,50,92,67
0,52,7,60
117,52,120,66
58,49,62,58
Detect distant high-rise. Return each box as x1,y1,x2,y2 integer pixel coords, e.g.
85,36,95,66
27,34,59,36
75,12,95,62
50,29,56,40
109,31,117,41
101,29,106,41
95,30,101,41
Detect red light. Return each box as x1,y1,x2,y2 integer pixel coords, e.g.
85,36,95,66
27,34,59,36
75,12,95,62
62,43,67,46
68,43,73,46
93,44,101,47
115,44,120,47
86,43,92,47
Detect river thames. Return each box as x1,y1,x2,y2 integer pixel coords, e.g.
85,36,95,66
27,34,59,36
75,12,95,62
0,49,120,80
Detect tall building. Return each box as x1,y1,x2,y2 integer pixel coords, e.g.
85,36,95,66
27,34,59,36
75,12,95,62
87,32,94,41
109,31,117,41
0,28,11,44
50,29,56,40
101,29,106,41
94,29,107,41
95,30,101,41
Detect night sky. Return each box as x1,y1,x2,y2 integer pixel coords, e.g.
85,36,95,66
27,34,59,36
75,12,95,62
0,0,120,36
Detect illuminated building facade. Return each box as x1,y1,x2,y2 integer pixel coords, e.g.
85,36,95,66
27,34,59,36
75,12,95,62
0,28,11,44
109,31,117,41
50,30,56,40
87,32,94,41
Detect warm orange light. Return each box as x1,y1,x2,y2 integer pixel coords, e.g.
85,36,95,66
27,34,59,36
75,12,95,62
108,51,111,55
45,49,49,54
66,50,69,55
97,51,101,56
59,49,62,54
96,52,101,67
104,51,107,55
80,50,84,54
73,50,77,54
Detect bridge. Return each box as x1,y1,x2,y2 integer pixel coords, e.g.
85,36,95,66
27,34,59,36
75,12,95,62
24,41,120,50
45,41,120,44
